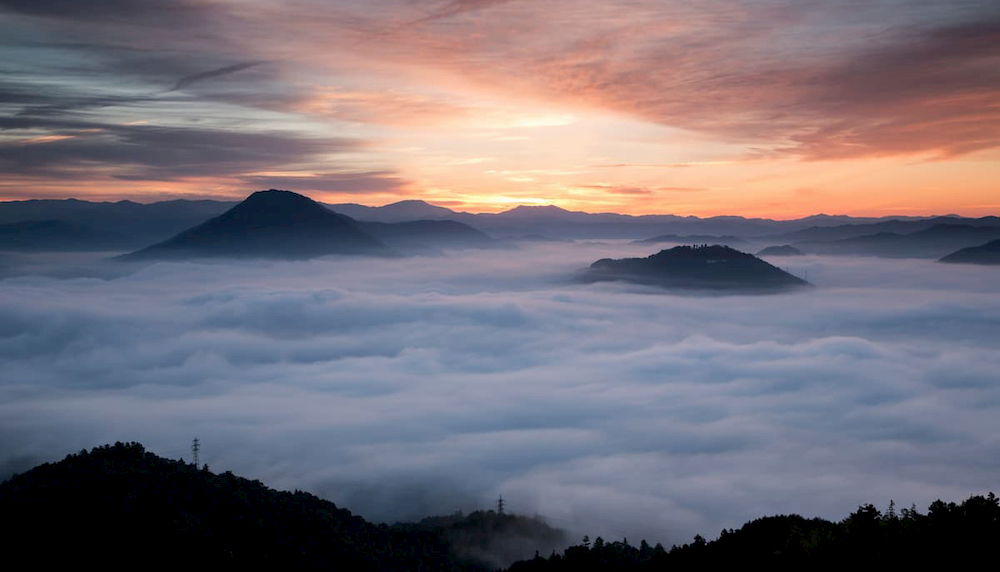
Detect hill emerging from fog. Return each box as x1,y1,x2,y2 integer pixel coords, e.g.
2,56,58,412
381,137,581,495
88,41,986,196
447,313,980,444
583,245,810,292
939,239,1000,265
122,190,389,260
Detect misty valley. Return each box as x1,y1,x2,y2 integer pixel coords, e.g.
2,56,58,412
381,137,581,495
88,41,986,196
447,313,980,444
2,191,998,569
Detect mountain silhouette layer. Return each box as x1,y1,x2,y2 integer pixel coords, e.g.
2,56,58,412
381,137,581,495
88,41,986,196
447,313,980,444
6,196,994,245
938,239,1000,265
0,219,127,251
359,219,495,251
796,223,1000,258
583,245,810,292
634,234,745,245
122,189,389,260
757,245,804,257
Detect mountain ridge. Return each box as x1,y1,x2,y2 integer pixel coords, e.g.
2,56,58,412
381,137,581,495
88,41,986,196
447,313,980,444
939,239,1000,265
3,194,997,247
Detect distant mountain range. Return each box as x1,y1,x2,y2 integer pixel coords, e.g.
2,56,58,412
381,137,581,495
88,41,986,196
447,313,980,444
2,194,998,256
762,216,1000,243
0,219,127,251
358,220,495,251
328,199,460,223
0,198,236,249
793,223,1000,259
633,234,745,246
939,239,1000,265
582,245,810,292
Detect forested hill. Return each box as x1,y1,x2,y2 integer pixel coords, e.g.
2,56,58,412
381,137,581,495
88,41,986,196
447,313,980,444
2,443,997,570
0,442,481,570
509,495,1000,570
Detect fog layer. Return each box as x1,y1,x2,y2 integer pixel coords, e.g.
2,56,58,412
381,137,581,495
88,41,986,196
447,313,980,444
1,242,998,545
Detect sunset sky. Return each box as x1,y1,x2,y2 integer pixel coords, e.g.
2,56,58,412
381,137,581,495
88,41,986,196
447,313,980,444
0,0,997,217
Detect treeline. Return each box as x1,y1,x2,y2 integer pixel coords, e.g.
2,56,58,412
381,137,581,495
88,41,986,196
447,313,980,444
508,494,1000,570
2,442,997,570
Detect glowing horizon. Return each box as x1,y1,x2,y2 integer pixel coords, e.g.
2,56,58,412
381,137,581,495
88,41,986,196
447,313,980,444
0,1,997,218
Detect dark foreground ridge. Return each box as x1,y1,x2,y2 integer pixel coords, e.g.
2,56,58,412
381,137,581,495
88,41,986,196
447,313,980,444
583,244,810,292
938,239,1000,265
1,443,996,569
0,442,480,570
511,493,1000,570
121,189,390,260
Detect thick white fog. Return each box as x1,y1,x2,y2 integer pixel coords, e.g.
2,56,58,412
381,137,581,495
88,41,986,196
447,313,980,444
2,242,999,545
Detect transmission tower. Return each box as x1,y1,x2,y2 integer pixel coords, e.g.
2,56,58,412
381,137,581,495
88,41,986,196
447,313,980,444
497,495,505,515
192,438,200,467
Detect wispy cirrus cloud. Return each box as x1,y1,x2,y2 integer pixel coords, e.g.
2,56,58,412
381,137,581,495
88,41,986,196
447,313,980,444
169,61,269,92
0,0,997,211
0,117,369,181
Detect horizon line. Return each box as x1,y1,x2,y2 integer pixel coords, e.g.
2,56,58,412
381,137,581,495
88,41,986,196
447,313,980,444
0,191,988,222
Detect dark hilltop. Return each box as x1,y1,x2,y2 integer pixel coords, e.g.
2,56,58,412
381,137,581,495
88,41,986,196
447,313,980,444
120,190,390,260
582,244,810,292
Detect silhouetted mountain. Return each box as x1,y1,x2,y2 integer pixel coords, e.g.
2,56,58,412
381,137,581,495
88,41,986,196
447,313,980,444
757,245,804,256
122,190,388,260
0,442,481,570
358,220,495,252
582,245,809,292
0,219,127,251
798,223,1000,258
634,234,745,246
939,239,1000,265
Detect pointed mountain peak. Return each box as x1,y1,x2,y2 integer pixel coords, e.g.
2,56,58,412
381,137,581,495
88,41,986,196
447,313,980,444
121,189,388,260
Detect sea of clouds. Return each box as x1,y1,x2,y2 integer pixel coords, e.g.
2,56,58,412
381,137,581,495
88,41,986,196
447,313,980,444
1,241,999,546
